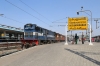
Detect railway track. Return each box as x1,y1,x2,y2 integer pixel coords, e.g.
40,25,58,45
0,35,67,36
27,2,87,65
0,42,21,47
0,42,22,57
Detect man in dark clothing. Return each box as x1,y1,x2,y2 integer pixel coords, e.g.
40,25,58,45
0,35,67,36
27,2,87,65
75,33,78,44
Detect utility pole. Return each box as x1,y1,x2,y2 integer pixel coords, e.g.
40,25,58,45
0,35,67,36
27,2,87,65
86,30,87,35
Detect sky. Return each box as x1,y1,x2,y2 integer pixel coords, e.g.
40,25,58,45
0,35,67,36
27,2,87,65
0,0,100,36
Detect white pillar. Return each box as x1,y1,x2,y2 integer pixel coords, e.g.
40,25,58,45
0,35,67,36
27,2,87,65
65,24,68,45
88,23,93,45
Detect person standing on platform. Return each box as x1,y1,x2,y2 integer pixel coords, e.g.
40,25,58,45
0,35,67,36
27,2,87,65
75,33,78,44
82,34,84,44
72,36,75,44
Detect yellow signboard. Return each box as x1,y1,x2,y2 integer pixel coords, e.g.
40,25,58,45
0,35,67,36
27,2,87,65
68,17,88,30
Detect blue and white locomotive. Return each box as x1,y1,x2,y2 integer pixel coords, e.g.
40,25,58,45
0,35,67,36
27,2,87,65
21,23,57,48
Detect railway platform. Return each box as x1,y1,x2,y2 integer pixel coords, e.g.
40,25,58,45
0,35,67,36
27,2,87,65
0,41,100,66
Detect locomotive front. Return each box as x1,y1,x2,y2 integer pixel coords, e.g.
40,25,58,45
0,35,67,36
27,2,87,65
21,24,38,48
24,23,35,40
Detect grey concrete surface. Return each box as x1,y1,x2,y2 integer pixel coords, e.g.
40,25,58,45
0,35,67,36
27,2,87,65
0,42,100,66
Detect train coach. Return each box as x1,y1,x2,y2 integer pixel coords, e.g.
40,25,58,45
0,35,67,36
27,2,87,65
21,23,65,48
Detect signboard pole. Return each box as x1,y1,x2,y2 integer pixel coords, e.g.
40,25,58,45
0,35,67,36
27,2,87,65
65,24,68,45
88,23,93,45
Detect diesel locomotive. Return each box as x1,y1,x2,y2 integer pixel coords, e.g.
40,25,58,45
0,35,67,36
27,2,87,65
21,23,65,48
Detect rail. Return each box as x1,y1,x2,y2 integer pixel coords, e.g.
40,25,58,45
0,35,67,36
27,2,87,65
0,41,22,57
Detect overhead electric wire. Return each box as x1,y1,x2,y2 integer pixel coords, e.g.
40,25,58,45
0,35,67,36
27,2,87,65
5,0,50,26
5,0,68,34
52,22,67,23
52,17,67,23
19,0,52,22
0,15,25,24
19,0,68,25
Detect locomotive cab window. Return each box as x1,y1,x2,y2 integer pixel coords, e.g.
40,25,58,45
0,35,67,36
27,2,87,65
24,32,28,37
35,26,40,31
29,32,33,37
24,32,33,37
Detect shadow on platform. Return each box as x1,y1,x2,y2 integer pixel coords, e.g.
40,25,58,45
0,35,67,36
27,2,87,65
65,48,100,65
